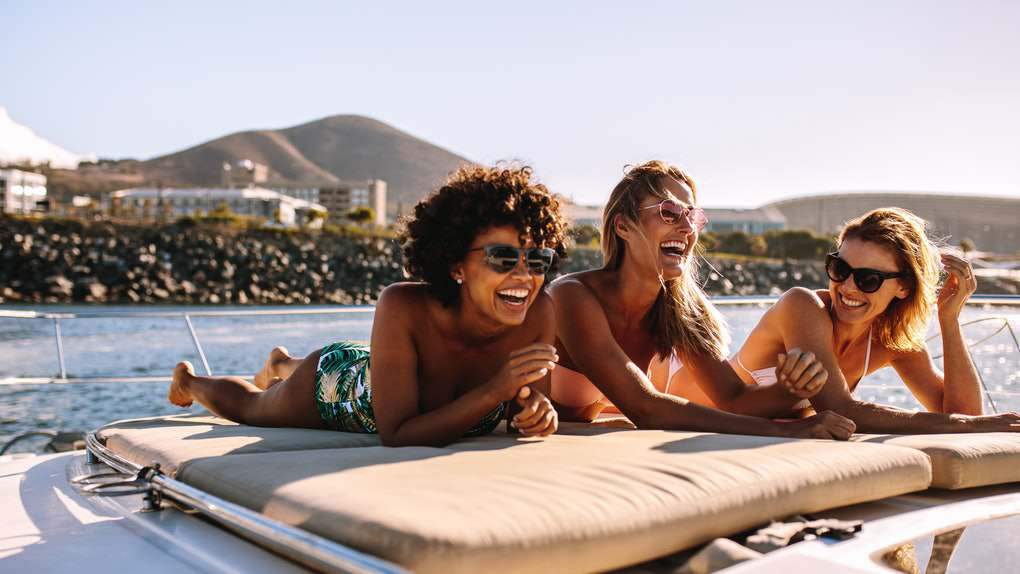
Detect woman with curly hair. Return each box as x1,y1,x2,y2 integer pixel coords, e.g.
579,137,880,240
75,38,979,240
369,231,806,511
168,164,567,447
719,207,1020,433
549,160,857,439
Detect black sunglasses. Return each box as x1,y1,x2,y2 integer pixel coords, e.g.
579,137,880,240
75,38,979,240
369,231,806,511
825,253,906,294
467,244,556,275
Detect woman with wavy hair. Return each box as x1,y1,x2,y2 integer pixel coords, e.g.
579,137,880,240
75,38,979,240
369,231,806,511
548,160,856,439
169,164,567,446
718,207,1020,432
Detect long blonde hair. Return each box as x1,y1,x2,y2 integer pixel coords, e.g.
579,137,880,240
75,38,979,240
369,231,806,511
601,160,730,361
838,208,941,352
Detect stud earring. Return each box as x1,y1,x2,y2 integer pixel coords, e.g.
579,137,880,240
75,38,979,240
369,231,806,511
456,278,463,285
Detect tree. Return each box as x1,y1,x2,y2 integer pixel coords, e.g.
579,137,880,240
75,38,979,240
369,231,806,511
568,224,601,247
717,232,753,255
750,235,768,256
762,229,834,260
347,207,376,224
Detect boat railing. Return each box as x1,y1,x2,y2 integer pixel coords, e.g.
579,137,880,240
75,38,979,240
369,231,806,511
0,305,376,383
2,296,1019,411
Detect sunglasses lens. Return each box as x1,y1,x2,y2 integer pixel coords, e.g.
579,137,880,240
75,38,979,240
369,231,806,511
854,271,883,293
826,256,852,282
485,246,522,273
659,203,683,224
690,208,707,230
526,248,555,274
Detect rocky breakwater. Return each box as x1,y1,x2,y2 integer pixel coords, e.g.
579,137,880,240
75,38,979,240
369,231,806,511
2,218,1017,305
560,247,1020,297
560,248,829,296
0,218,405,305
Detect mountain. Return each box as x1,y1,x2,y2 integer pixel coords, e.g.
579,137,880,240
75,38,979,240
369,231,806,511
0,107,95,169
140,115,472,209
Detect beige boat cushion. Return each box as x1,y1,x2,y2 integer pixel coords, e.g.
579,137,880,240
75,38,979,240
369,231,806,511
854,432,1020,489
98,414,380,475
177,431,931,574
97,414,631,475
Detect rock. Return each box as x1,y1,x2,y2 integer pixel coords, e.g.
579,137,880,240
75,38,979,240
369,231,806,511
45,275,73,297
86,282,108,302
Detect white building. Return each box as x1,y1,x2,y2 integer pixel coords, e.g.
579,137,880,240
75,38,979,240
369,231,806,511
0,168,47,215
108,187,327,228
271,186,320,204
562,200,604,228
703,207,787,235
319,180,387,226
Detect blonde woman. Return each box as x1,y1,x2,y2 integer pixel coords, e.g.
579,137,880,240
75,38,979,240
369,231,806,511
712,208,1020,433
548,160,856,439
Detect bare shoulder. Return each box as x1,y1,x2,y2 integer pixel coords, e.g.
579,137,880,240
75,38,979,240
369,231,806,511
376,282,430,318
529,289,555,317
767,287,833,330
526,290,557,340
775,287,829,315
548,270,602,308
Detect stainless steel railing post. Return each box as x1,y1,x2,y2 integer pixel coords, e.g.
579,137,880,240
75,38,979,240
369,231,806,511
53,317,67,380
183,314,213,376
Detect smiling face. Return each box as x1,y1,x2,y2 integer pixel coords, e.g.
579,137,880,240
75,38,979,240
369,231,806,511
451,225,546,326
618,176,699,280
829,237,911,326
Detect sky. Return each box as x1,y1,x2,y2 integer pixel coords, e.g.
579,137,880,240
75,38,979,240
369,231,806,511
3,0,1019,207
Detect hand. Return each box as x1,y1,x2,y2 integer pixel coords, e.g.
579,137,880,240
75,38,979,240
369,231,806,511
511,386,558,437
486,343,558,402
965,411,1020,433
775,348,828,399
937,252,977,323
780,411,856,440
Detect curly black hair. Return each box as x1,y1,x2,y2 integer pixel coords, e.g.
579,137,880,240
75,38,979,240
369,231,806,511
399,164,568,305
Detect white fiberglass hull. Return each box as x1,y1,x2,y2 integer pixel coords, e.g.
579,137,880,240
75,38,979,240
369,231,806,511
0,451,309,573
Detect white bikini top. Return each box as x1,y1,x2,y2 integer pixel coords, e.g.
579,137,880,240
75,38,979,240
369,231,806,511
664,352,684,394
735,326,873,389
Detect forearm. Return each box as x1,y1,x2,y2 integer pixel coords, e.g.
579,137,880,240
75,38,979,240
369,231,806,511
938,319,984,415
635,394,787,437
715,382,804,418
385,386,503,447
835,399,969,434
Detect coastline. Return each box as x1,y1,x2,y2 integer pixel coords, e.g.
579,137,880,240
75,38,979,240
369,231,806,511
3,217,1018,305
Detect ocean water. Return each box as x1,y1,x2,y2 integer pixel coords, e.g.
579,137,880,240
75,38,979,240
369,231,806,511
1,302,1019,448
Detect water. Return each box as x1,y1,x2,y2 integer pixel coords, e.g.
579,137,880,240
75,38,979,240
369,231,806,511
2,303,1019,447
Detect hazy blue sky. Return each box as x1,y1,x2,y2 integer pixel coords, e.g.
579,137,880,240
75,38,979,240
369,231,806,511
4,0,1019,206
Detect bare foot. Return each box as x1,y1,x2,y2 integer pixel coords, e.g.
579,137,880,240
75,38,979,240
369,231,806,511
253,346,292,390
169,361,195,407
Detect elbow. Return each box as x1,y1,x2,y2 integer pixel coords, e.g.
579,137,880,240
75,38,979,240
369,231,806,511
625,400,664,430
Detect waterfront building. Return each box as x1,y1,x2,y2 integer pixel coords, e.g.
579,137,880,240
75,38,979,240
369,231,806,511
703,207,786,235
0,168,47,215
765,192,1020,254
271,185,320,204
319,180,387,226
221,159,269,188
107,187,327,228
562,200,604,228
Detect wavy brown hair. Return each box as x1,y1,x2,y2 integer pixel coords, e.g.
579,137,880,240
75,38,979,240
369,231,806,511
602,160,729,361
838,208,941,352
399,164,568,305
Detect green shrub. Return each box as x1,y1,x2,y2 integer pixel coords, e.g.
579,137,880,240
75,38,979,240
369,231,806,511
762,229,834,260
